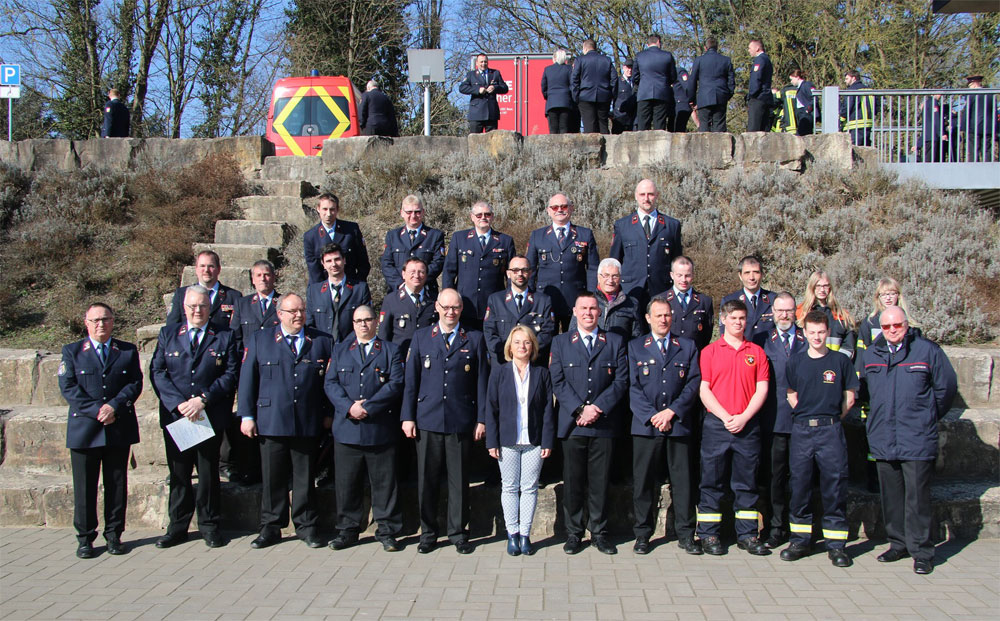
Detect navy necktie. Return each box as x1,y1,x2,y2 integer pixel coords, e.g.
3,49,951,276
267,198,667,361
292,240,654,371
585,335,593,353
782,331,791,356
190,328,200,354
286,334,297,356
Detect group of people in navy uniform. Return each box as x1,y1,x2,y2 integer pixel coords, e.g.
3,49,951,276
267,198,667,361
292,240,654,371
61,180,957,575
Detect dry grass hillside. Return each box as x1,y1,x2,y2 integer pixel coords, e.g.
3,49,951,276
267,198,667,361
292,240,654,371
1,146,997,349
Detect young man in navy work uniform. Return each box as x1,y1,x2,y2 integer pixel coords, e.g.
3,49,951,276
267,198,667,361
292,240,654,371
780,310,859,567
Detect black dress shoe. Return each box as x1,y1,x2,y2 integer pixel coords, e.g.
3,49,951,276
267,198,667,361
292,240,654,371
328,533,358,550
76,543,95,559
106,536,127,556
736,536,771,556
155,532,188,549
877,547,909,563
594,536,617,555
379,536,400,552
828,549,852,567
764,531,788,549
455,540,474,555
913,559,934,574
701,536,725,556
678,538,704,555
303,535,326,549
780,543,810,561
633,538,650,555
563,535,583,555
250,533,279,549
417,540,436,554
202,532,226,548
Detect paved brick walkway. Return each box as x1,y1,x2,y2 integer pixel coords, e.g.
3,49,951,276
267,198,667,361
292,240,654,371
1,528,998,620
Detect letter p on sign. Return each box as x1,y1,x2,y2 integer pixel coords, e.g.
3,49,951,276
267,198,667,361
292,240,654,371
1,65,20,86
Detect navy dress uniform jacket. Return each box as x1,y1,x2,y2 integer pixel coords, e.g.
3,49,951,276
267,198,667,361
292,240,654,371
526,224,599,318
860,331,957,461
572,50,619,103
747,53,773,102
325,336,404,446
237,327,334,437
59,338,142,449
485,363,556,450
719,288,775,340
482,288,556,362
549,329,628,439
609,211,682,298
377,285,438,354
230,291,280,356
686,49,735,107
628,335,701,437
303,219,370,285
541,63,575,111
613,77,637,126
101,99,130,137
458,68,509,121
633,47,678,104
753,328,807,435
166,284,241,332
379,226,446,293
441,228,516,321
658,288,714,350
401,325,489,433
305,278,372,343
149,324,238,433
359,88,399,137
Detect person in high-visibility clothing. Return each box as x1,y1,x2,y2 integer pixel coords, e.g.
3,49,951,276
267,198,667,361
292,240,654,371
789,69,816,136
840,70,877,146
772,85,798,133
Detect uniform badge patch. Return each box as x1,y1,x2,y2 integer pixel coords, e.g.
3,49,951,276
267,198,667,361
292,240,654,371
679,369,685,378
823,370,836,384
58,362,67,376
745,355,755,366
464,364,471,372
642,366,649,376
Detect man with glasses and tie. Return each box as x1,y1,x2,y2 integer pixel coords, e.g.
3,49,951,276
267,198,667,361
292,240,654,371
325,305,405,552
658,256,713,350
381,195,445,296
459,53,508,134
307,243,372,343
719,255,775,340
166,250,240,330
526,193,599,332
860,306,956,575
150,285,238,550
377,257,438,356
628,294,702,555
238,293,333,550
402,289,488,554
59,302,142,559
550,292,628,555
753,292,806,551
483,255,556,363
443,201,516,330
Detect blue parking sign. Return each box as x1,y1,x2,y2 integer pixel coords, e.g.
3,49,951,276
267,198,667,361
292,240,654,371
1,65,21,86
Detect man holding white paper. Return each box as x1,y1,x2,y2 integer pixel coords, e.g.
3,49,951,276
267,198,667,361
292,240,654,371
150,285,238,549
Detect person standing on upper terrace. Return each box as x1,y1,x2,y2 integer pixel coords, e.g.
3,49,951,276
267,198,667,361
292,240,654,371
686,37,735,133
572,39,618,134
745,39,773,132
101,88,130,137
459,53,509,134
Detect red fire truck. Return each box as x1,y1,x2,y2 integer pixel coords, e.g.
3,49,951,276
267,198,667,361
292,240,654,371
265,73,362,156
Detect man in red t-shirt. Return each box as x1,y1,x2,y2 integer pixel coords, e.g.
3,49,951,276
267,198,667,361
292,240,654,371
697,299,771,555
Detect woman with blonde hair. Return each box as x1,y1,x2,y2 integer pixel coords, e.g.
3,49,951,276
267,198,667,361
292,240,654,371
796,271,856,359
541,48,575,134
484,325,555,556
857,277,919,352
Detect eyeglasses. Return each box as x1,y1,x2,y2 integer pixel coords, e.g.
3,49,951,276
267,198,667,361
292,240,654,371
508,268,530,274
472,212,494,218
548,204,571,211
353,317,376,324
878,292,899,298
773,308,796,314
184,304,209,310
814,284,831,290
880,322,905,330
278,308,306,315
438,305,462,312
86,317,113,324
403,209,423,215
598,273,621,280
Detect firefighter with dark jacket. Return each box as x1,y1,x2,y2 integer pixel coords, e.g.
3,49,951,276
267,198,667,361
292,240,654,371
441,201,516,329
482,255,556,363
656,255,713,350
380,194,445,296
377,258,438,357
859,306,956,575
305,243,372,343
840,70,876,146
719,256,774,340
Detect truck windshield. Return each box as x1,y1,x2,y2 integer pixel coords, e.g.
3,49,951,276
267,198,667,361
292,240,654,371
273,95,351,135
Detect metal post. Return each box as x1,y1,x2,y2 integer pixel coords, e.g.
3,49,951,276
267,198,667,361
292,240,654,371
7,98,11,142
823,86,839,134
423,81,431,136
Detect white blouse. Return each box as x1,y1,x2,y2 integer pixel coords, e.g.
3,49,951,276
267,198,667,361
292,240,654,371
512,363,531,445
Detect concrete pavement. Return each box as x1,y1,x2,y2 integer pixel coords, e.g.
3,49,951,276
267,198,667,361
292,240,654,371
1,528,998,620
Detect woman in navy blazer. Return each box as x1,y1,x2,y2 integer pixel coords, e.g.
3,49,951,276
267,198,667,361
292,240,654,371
485,325,555,556
541,48,575,134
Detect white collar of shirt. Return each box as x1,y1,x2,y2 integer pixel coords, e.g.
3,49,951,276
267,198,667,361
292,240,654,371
281,328,304,341
744,289,759,303
404,286,422,299
637,209,658,222
674,287,690,299
511,284,528,296
779,327,795,340
328,277,345,288
324,222,337,236
654,334,670,350
258,291,274,304
477,229,492,242
405,225,422,236
89,337,110,352
185,323,205,339
577,328,597,343
552,223,571,234
438,323,460,337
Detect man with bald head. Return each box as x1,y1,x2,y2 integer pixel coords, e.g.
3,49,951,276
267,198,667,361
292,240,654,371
402,289,488,554
526,193,599,331
609,179,683,306
859,306,956,575
442,201,516,329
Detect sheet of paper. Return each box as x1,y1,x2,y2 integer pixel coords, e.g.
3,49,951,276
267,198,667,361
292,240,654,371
166,412,216,452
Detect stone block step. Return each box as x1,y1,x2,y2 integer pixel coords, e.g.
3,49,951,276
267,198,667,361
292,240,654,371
179,266,251,294
249,179,317,198
214,220,292,248
192,243,280,268
261,156,326,186
235,195,316,230
0,468,996,542
136,323,164,354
